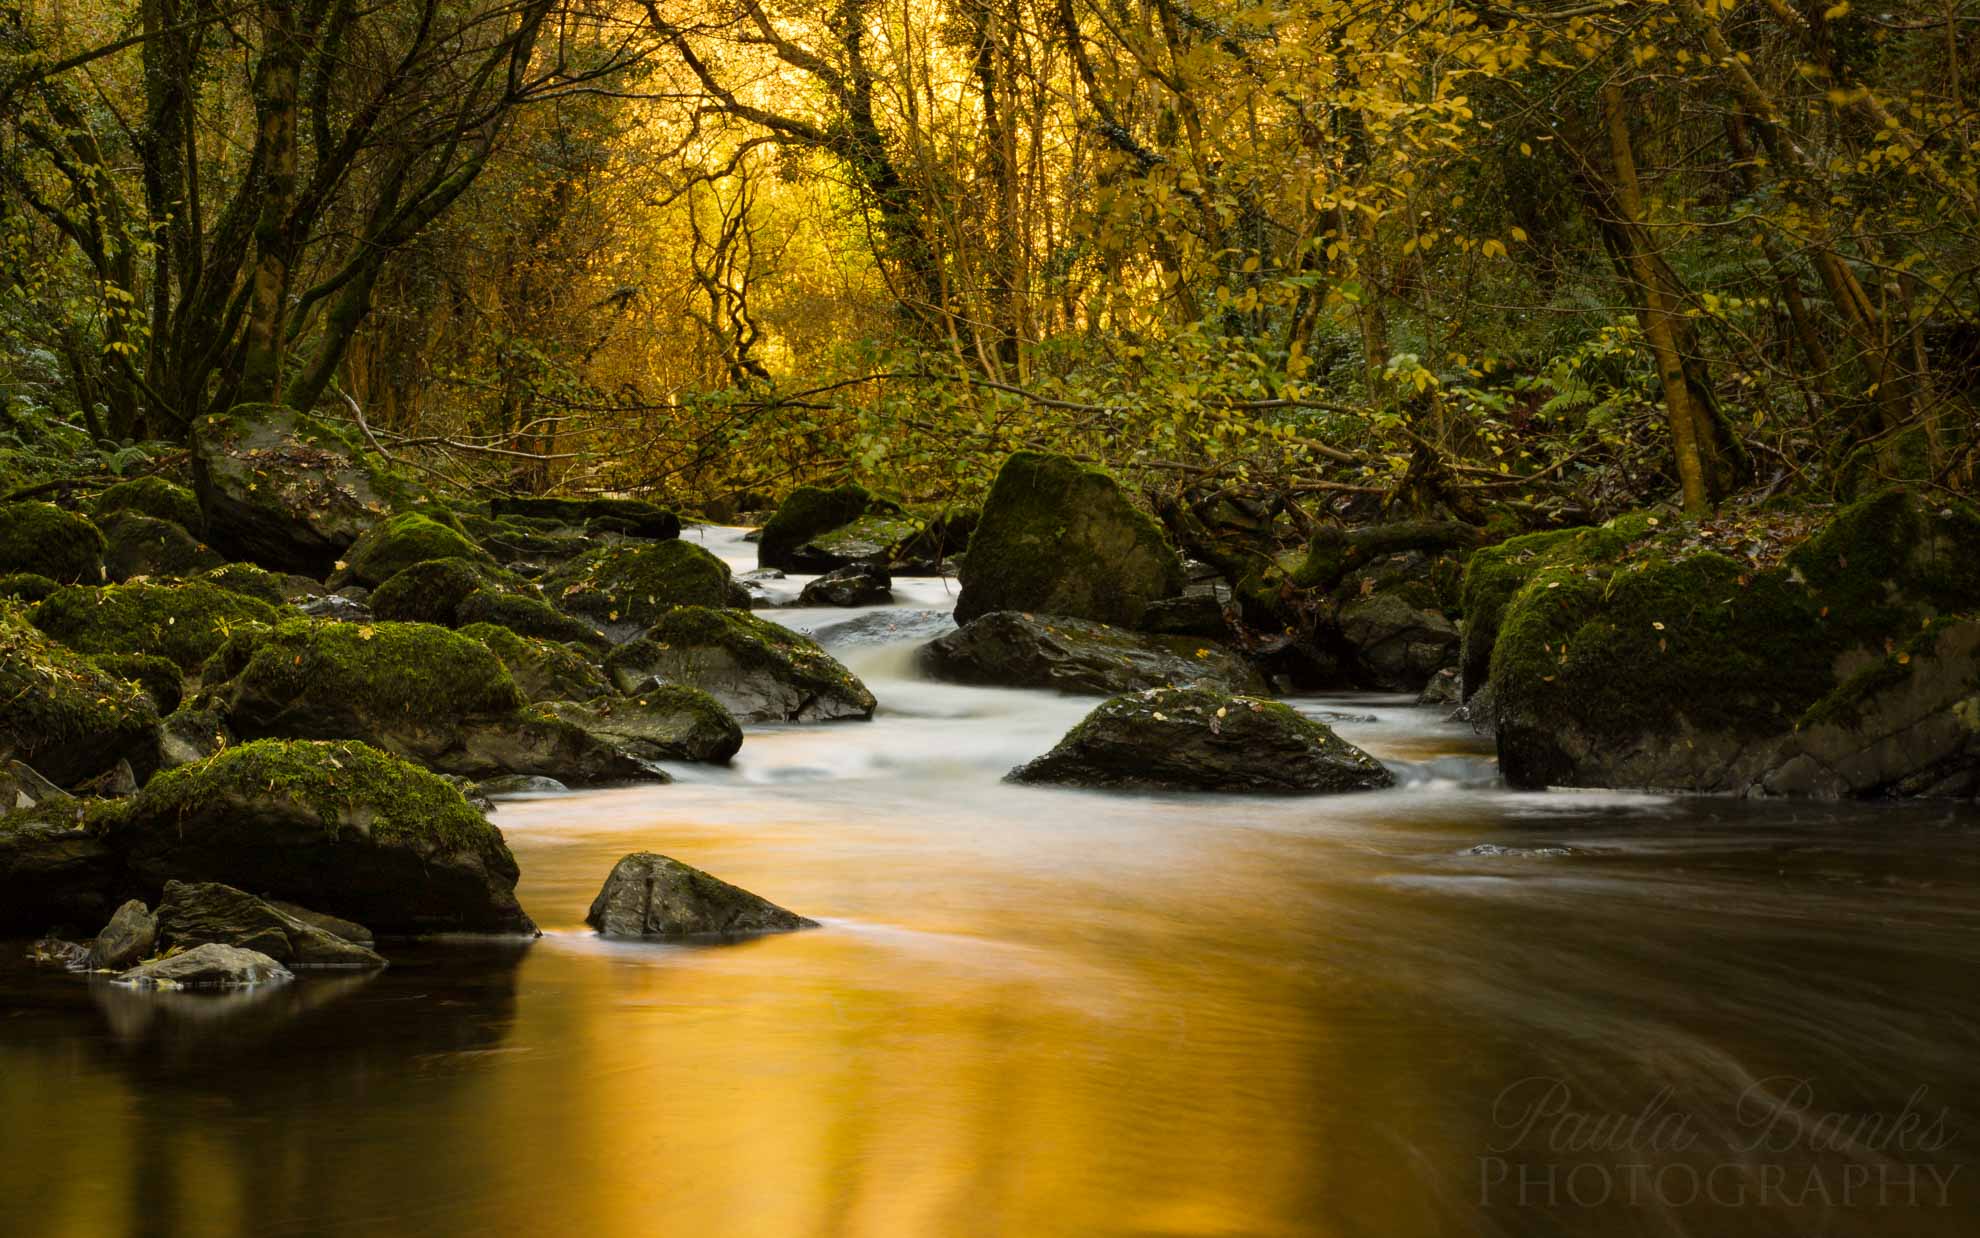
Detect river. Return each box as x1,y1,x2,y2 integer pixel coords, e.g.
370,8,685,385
4,525,1979,1236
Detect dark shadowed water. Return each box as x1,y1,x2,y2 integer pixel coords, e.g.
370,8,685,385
5,527,1978,1237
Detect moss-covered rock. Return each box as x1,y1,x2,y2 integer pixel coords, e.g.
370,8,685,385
370,557,500,626
956,451,1184,628
0,608,158,786
100,511,225,582
787,512,923,573
33,579,278,670
758,483,902,571
199,562,290,607
922,611,1266,695
455,590,608,649
490,495,681,540
208,619,647,784
91,476,203,532
0,500,104,583
339,512,492,589
1487,491,1980,794
462,622,610,703
543,539,735,634
190,403,417,574
93,651,184,715
0,802,124,935
104,739,536,934
1456,525,1587,699
1008,685,1394,793
0,572,60,603
605,606,876,723
543,688,742,765
157,706,232,770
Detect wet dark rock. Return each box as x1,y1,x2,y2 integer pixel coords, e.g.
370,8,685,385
104,739,537,935
267,900,374,947
118,943,293,988
805,608,957,650
543,688,743,764
587,851,817,937
605,607,875,723
788,513,921,573
156,880,386,967
474,774,570,797
31,937,91,969
0,804,122,935
758,484,900,571
797,564,893,607
1009,685,1395,794
957,451,1184,628
296,593,374,623
1138,591,1231,639
157,708,232,770
924,611,1266,696
191,403,413,575
88,899,158,971
1338,593,1460,691
490,496,680,541
1416,667,1461,708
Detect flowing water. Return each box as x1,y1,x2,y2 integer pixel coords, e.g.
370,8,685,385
5,526,1980,1237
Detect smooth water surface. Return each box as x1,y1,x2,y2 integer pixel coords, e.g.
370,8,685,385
6,526,1979,1237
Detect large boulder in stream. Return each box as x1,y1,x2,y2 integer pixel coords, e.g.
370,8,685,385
102,739,537,934
543,688,742,765
1,608,159,787
956,451,1184,628
191,403,417,575
922,611,1266,695
155,879,386,967
543,540,737,635
604,607,876,723
1009,685,1394,794
757,483,899,571
205,619,648,784
587,851,816,938
1485,490,1980,795
796,564,893,607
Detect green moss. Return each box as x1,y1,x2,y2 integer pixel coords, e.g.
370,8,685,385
491,496,680,539
91,477,203,531
216,618,525,723
456,590,607,648
92,651,185,714
0,501,104,583
100,512,224,581
132,738,498,854
610,606,872,707
956,450,1185,627
543,539,733,628
758,483,889,567
370,558,499,626
0,573,60,603
1785,488,1980,633
32,580,279,670
341,512,491,588
199,562,288,606
461,622,609,703
0,606,158,784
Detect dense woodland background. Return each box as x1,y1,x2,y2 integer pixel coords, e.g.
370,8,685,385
3,0,1975,521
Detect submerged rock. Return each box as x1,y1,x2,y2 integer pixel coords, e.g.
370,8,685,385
956,451,1184,628
587,852,817,937
923,611,1266,695
191,403,415,575
118,943,293,989
156,879,386,967
796,563,893,607
104,739,537,934
474,774,570,797
605,607,875,723
88,899,158,971
1009,685,1395,793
